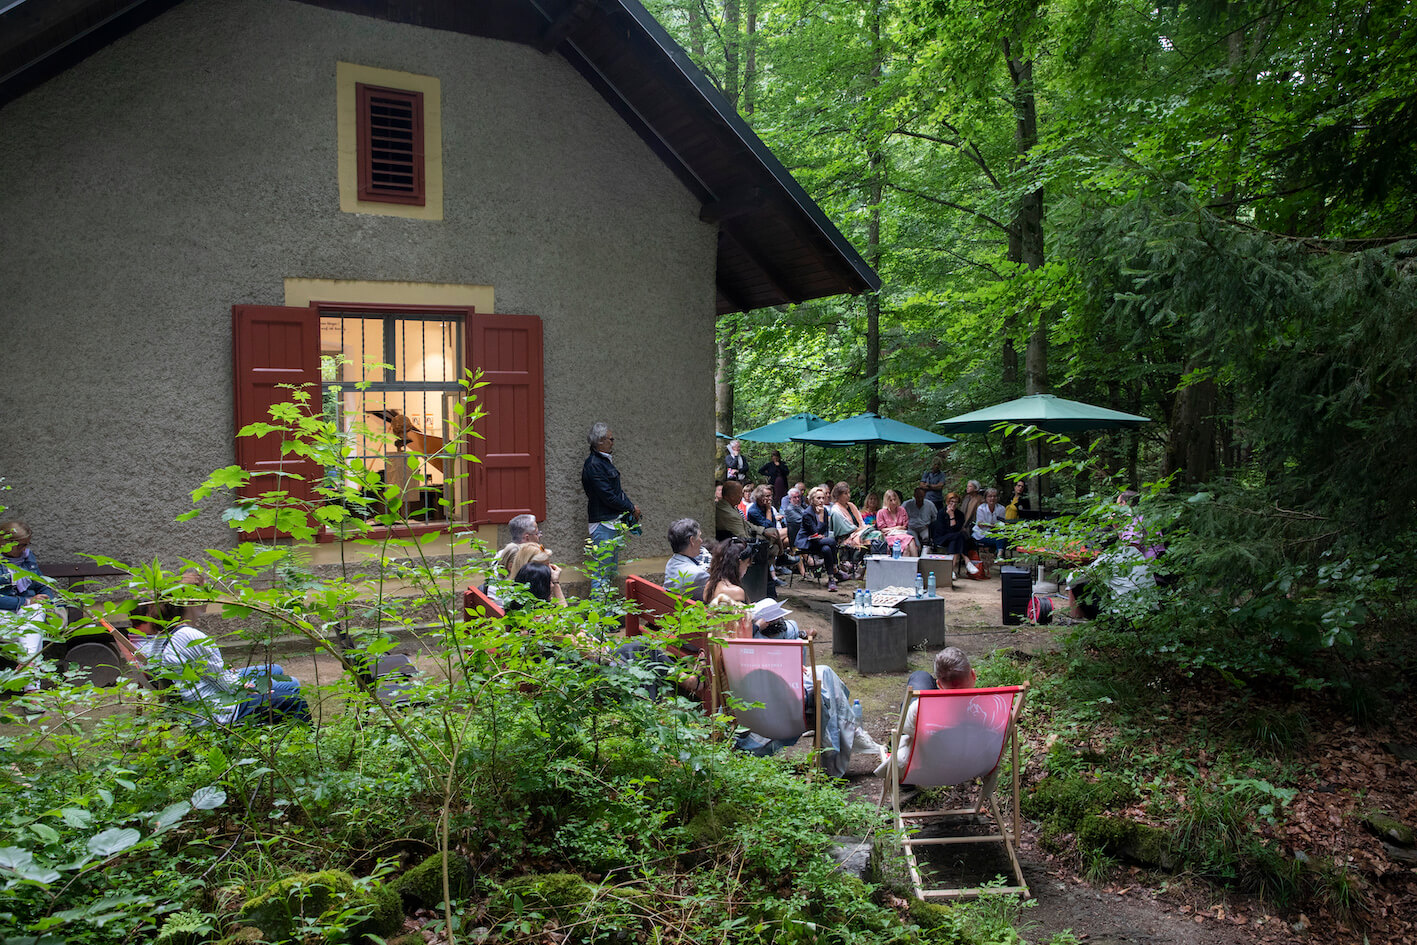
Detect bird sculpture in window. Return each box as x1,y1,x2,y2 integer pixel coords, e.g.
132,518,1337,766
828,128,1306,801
366,408,446,473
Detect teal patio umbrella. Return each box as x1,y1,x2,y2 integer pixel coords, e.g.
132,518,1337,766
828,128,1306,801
790,412,955,489
733,412,829,485
792,412,956,447
936,393,1149,434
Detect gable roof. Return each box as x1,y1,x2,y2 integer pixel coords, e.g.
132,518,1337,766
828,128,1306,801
0,0,880,314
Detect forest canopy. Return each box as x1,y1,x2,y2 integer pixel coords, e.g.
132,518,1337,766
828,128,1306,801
648,0,1417,670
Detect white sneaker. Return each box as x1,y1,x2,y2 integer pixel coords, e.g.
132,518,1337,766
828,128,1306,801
964,559,979,575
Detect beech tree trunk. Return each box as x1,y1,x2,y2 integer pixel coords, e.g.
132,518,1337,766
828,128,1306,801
1005,42,1047,506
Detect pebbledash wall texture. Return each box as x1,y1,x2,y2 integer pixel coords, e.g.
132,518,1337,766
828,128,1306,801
0,0,716,568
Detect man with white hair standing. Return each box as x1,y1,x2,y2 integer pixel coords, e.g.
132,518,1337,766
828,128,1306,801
582,422,639,595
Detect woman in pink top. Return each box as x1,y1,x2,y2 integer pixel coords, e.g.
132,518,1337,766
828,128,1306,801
876,489,917,556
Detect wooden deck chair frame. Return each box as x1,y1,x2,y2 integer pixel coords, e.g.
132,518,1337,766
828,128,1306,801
879,683,1030,900
712,638,823,771
624,575,722,713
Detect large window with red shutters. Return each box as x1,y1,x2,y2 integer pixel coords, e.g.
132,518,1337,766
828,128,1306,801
232,304,544,534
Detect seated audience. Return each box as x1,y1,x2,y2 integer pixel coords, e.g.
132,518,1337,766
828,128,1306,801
903,486,937,553
779,487,806,542
794,487,842,592
860,492,881,526
932,493,971,577
876,646,1010,783
736,481,754,516
733,656,884,778
875,489,917,556
701,537,808,639
972,488,1007,558
746,485,803,580
828,483,870,570
1004,480,1030,522
715,481,750,541
960,480,984,530
664,518,712,599
1,520,57,664
129,576,310,726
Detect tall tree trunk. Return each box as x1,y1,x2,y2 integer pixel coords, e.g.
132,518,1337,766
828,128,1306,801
713,1,745,476
1005,41,1047,504
863,0,884,495
1166,18,1252,486
715,327,737,467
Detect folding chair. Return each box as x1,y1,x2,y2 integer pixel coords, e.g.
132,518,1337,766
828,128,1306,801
879,684,1030,899
714,638,822,753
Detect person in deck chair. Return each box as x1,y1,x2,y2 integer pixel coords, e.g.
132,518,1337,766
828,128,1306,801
875,647,1011,781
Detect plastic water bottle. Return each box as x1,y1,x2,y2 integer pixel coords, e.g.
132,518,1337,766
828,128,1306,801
892,542,901,559
914,572,924,598
853,588,863,615
928,571,937,597
853,698,863,721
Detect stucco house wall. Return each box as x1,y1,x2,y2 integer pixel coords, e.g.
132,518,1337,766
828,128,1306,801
0,0,716,568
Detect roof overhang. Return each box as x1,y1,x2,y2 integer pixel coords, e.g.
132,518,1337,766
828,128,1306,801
0,0,881,314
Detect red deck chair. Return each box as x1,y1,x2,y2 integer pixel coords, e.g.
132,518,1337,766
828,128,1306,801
879,684,1030,899
714,638,822,753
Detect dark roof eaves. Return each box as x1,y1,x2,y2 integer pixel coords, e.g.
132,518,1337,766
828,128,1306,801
603,0,881,295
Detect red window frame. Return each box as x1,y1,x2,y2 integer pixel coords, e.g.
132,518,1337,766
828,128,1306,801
233,303,544,542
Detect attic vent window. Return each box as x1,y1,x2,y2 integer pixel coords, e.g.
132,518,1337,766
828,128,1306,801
356,83,425,205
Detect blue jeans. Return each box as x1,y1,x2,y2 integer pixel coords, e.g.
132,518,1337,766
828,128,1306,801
977,535,1008,557
230,664,310,723
589,521,624,596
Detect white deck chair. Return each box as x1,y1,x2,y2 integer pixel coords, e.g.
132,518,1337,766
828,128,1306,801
714,638,822,754
879,684,1030,899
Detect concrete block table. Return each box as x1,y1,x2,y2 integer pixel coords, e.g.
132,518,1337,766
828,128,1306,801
893,595,947,649
917,555,955,592
864,555,921,591
831,604,909,674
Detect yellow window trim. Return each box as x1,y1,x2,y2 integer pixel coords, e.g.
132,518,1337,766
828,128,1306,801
336,62,444,220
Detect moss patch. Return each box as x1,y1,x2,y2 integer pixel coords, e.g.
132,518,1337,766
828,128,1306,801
1078,814,1177,870
238,869,402,943
391,851,478,909
488,872,595,922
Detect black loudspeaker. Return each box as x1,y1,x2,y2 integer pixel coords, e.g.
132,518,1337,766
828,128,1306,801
1001,566,1032,626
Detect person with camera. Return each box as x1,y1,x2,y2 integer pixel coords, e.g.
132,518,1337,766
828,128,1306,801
702,538,811,640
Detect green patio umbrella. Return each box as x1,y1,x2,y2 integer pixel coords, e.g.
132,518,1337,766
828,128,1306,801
790,412,955,490
733,412,828,485
791,412,957,447
936,394,1150,434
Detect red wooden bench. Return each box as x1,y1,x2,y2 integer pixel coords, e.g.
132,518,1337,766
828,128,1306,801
624,575,755,712
463,583,506,621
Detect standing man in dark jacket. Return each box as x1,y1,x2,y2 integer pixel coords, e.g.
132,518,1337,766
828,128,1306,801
582,421,638,596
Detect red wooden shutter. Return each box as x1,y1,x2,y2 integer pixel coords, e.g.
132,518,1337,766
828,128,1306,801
468,313,545,524
231,305,322,536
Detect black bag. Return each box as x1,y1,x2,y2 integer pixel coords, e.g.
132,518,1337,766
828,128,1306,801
869,538,889,556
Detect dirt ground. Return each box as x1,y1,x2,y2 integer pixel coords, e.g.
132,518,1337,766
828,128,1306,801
216,564,1291,945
